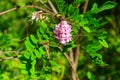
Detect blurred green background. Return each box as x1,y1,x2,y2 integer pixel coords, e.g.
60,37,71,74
0,0,120,80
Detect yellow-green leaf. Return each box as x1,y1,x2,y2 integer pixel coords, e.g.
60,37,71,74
83,26,91,33
99,39,108,48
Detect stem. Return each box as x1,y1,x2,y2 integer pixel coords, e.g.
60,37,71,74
39,0,52,11
44,44,50,60
69,48,76,80
0,7,17,16
0,5,55,16
0,50,20,55
0,56,18,62
74,45,80,70
26,5,54,16
48,0,58,14
69,48,80,80
83,0,89,14
63,52,79,80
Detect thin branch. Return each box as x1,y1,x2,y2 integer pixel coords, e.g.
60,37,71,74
48,0,58,14
0,5,55,16
69,48,74,63
0,50,20,55
39,0,52,11
69,48,76,80
0,7,17,16
83,0,89,14
26,5,55,16
0,56,18,62
63,53,75,73
44,44,50,60
74,45,80,70
63,52,79,80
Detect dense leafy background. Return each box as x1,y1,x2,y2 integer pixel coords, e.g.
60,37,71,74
0,0,120,80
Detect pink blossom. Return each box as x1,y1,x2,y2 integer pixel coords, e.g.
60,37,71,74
54,21,72,45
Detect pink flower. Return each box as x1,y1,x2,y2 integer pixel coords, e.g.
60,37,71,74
54,21,72,45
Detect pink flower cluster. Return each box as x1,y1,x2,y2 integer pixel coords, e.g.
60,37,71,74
54,21,72,45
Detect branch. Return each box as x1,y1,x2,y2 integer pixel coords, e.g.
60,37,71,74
74,45,80,70
63,52,79,80
69,48,76,80
0,56,18,62
48,0,58,14
39,0,52,11
0,7,17,16
83,0,89,14
0,50,20,55
0,5,55,16
27,5,55,16
44,44,50,60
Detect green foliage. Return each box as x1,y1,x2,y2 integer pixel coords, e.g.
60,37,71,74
0,0,118,80
87,71,95,80
90,1,117,14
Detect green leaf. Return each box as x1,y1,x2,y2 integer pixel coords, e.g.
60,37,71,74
24,51,30,59
19,64,26,69
98,1,117,13
91,54,105,65
87,71,95,80
99,39,108,48
30,35,38,44
17,1,25,7
83,26,91,33
87,71,92,79
25,41,33,53
85,41,102,54
91,3,98,13
21,70,28,74
39,47,45,55
39,22,47,34
31,53,36,61
91,1,117,14
30,60,36,78
41,21,47,29
37,29,41,38
50,61,58,66
25,37,35,52
34,49,41,58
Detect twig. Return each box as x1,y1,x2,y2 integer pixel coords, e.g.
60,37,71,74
0,5,55,16
63,52,79,80
69,48,76,80
63,53,75,73
69,48,74,63
69,48,80,80
74,45,80,71
0,56,18,62
83,0,89,14
0,7,17,16
48,0,58,14
26,5,55,16
44,44,50,60
39,0,52,11
0,50,20,55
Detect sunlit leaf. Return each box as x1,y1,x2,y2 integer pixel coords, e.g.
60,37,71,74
83,26,91,33
30,35,38,44
99,39,108,48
